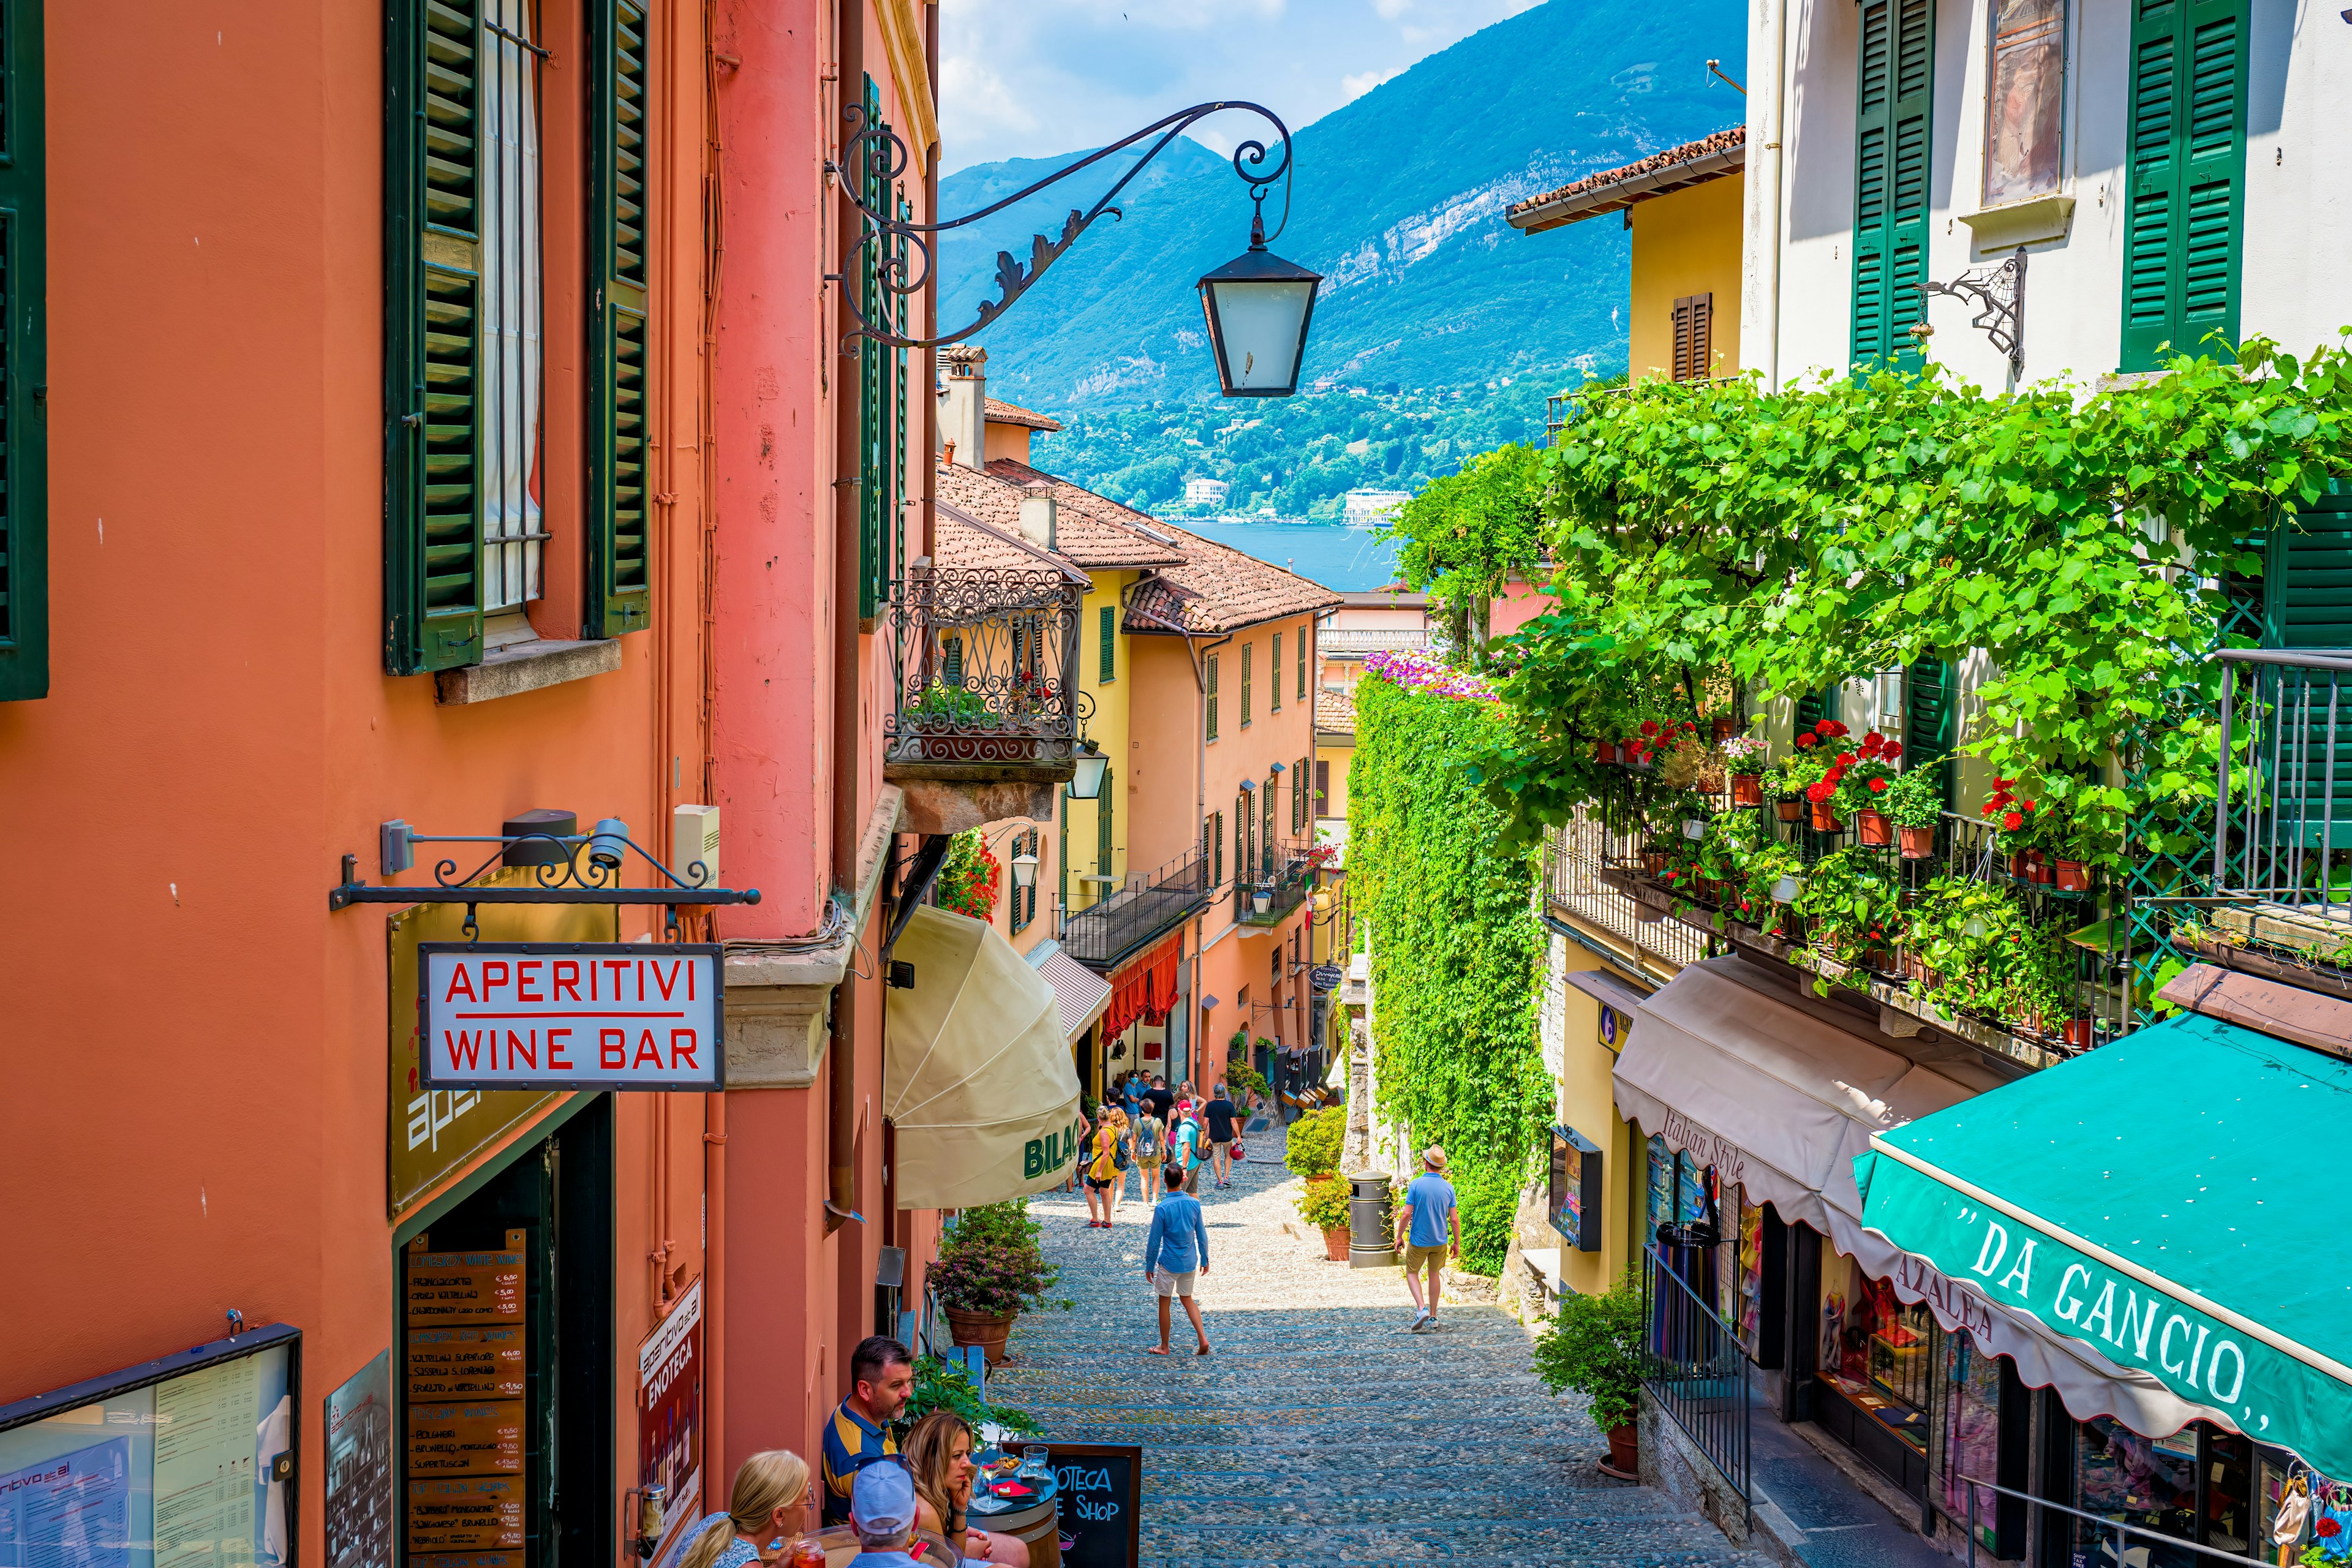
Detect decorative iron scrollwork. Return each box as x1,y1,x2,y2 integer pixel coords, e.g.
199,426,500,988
826,100,1295,352
1915,246,2027,380
882,566,1088,771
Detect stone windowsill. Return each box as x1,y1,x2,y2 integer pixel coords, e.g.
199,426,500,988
435,638,623,705
1956,193,2075,252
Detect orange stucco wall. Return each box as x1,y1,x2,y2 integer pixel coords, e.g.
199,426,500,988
2,0,940,1552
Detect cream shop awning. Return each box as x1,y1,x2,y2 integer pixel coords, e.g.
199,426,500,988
885,906,1085,1210
1615,958,2231,1445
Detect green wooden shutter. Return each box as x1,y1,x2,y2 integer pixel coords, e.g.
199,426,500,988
0,0,48,701
1213,812,1224,886
1851,0,1932,371
1904,659,1958,807
2263,490,2352,844
1098,604,1115,681
1098,768,1115,875
1271,633,1283,710
386,0,487,674
1205,655,1219,741
856,76,897,624
1297,627,1307,699
1241,643,1253,725
2119,0,2247,372
1794,687,1838,732
1293,756,1309,831
2263,489,2352,649
1262,777,1276,864
587,0,652,638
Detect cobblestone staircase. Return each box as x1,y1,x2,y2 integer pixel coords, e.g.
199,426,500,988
990,1129,1771,1568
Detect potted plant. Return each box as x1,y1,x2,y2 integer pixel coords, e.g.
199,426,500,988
2041,799,2113,893
930,1200,1065,1366
1980,778,2044,878
904,680,991,729
1835,731,1902,845
1296,1174,1354,1261
1776,752,1823,823
1284,1105,1346,1180
1793,720,1857,829
934,829,1004,921
1883,767,1943,859
1532,1266,1646,1479
1793,849,1902,970
1722,735,1770,808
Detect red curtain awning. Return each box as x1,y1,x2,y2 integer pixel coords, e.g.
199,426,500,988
1099,933,1183,1044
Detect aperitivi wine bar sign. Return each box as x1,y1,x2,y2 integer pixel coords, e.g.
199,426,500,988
419,943,725,1091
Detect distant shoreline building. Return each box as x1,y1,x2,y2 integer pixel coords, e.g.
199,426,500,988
1183,476,1231,507
1342,488,1412,530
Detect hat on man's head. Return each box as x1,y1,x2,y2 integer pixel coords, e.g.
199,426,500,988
851,1460,916,1542
1422,1145,1448,1171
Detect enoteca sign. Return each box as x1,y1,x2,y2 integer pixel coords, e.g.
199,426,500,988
420,943,725,1091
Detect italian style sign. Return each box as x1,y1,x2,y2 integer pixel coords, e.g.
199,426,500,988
419,943,725,1091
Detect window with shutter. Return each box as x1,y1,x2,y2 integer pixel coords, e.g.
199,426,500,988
1241,643,1253,726
1212,812,1224,886
1903,660,1958,808
2261,489,2352,650
1271,633,1283,711
1293,756,1309,830
0,0,48,703
1670,294,1714,383
587,0,652,638
941,633,963,690
1852,0,1933,371
1205,654,1219,741
2119,0,2246,371
855,77,902,622
386,0,490,674
1098,604,1115,682
1262,776,1276,869
1238,791,1252,883
1098,767,1115,875
1297,625,1307,699
1314,760,1330,812
1793,687,1839,733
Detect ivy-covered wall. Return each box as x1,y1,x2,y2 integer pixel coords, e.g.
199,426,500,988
1350,663,1551,1273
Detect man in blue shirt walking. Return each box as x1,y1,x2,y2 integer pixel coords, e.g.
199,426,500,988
1142,1164,1212,1356
1395,1145,1461,1332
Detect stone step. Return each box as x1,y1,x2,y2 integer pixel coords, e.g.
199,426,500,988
1128,1555,1773,1568
1122,1489,1730,1525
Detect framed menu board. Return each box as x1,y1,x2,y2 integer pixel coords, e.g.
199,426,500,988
404,1232,528,1568
0,1324,301,1568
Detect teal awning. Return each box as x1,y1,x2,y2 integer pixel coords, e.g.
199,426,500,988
1853,1011,2352,1476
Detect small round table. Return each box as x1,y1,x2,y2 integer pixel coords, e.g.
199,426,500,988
970,1493,1062,1568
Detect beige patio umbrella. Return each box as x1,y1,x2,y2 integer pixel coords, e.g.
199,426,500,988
884,905,1085,1210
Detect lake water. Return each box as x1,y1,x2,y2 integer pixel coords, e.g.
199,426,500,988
1177,518,1401,592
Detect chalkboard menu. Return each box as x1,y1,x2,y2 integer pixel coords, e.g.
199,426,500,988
404,1230,528,1568
1045,1444,1140,1568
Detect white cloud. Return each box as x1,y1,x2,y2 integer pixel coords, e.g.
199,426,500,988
1340,66,1401,100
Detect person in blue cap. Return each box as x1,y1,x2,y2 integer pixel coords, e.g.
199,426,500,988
847,1460,924,1568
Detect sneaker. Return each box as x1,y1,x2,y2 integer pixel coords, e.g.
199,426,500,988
1408,1310,1431,1332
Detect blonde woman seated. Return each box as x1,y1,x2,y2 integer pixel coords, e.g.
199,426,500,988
901,1412,1031,1566
666,1450,815,1568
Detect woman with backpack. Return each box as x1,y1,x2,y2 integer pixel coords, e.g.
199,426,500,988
1082,1110,1121,1229
1106,1107,1139,1223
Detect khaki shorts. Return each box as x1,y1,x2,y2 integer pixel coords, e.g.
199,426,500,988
1152,1268,1197,1297
1403,1243,1449,1270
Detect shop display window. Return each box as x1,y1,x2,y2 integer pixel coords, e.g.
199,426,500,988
2259,1452,2338,1562
2070,1417,2251,1564
1931,1330,2003,1547
1815,1239,1934,1456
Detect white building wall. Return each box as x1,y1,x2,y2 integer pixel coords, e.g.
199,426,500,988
1755,0,2347,391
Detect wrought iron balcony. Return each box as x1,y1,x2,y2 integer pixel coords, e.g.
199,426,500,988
1061,849,1213,971
881,564,1087,782
1240,836,1319,925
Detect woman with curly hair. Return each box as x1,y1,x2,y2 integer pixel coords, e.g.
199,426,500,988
899,1412,1030,1566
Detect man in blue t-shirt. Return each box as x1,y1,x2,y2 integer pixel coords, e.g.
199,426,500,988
1394,1145,1461,1332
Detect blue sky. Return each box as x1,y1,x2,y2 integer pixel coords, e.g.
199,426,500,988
938,0,1546,173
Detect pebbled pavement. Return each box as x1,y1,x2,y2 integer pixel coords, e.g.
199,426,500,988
989,1129,1771,1568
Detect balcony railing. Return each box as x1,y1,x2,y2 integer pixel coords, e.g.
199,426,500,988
2212,648,2352,921
1319,629,1434,658
881,564,1085,780
1240,836,1319,924
1061,850,1213,971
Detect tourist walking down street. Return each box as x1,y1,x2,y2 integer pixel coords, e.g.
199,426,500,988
1106,1107,1138,1222
1171,1101,1207,1186
1142,1164,1212,1356
821,1337,913,1523
1082,1113,1120,1229
1133,1103,1165,1212
1202,1083,1240,1188
1143,1075,1174,1125
1395,1146,1461,1332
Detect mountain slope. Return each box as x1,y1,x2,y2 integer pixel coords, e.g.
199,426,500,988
938,0,1746,411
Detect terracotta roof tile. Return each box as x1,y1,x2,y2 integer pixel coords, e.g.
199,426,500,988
985,398,1063,432
936,460,1185,568
1120,519,1343,636
1315,686,1357,736
931,504,1067,575
1507,126,1745,227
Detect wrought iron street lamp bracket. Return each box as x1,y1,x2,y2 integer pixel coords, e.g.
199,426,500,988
1914,245,2027,380
823,100,1295,353
328,829,761,939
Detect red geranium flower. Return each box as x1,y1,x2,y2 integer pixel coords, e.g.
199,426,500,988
2317,1518,2340,1540
1807,780,1835,802
2020,799,2037,813
1823,720,1850,737
1796,733,1818,749
1994,777,2013,789
1814,720,1836,736
1883,741,1902,758
2002,812,2024,831
1640,720,1660,736
1868,777,1888,793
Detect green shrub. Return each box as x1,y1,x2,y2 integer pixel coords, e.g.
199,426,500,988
930,1200,1066,1317
1532,1267,1646,1433
1295,1175,1353,1232
1284,1106,1346,1178
1449,1159,1525,1276
900,1353,1040,1438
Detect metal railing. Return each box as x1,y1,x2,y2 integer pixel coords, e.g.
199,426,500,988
1060,849,1210,971
1240,837,1317,924
881,564,1085,777
1949,1473,2269,1568
1318,628,1435,657
2213,647,2352,922
1642,1243,1751,1522
1544,807,1716,971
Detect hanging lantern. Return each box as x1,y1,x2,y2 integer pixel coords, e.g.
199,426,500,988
1197,223,1322,398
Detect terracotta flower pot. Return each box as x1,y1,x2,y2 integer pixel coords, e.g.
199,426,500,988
1594,739,1615,763
1602,1423,1640,1480
1856,810,1892,847
1776,797,1803,823
1731,774,1763,808
1642,850,1668,875
1810,801,1843,832
944,1306,1019,1366
2009,851,2032,878
2030,856,2055,886
2062,1017,2097,1049
1712,717,1736,742
1899,825,1936,859
2054,859,2092,892
1323,1226,1352,1262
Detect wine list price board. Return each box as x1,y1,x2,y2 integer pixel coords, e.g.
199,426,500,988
404,1231,529,1568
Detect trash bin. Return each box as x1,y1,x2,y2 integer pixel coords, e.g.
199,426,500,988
1347,1172,1395,1268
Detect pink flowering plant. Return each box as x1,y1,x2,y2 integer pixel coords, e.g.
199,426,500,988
1721,734,1771,778
1365,648,1498,701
